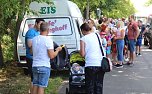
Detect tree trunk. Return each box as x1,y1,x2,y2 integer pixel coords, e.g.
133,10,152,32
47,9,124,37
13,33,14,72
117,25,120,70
0,40,4,67
13,0,25,61
14,20,21,61
86,0,89,21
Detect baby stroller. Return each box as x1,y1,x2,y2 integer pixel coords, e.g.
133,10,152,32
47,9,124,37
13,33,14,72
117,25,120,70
66,51,86,94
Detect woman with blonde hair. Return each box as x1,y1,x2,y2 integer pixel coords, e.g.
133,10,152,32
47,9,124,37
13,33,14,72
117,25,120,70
114,21,125,68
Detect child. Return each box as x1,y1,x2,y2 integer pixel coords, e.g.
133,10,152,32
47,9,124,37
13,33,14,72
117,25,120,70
71,63,84,82
100,32,107,51
105,28,112,58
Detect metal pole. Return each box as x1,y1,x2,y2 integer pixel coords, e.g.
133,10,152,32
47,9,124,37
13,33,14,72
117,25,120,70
86,0,89,21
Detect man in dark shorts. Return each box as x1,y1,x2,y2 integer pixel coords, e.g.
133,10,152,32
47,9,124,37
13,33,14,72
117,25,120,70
25,18,44,93
136,20,146,56
127,15,139,65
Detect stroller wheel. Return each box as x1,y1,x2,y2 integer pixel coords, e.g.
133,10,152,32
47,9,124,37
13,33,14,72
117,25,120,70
66,88,69,94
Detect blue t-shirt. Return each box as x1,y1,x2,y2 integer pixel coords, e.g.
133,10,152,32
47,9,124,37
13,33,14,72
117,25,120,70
25,28,40,59
138,25,145,39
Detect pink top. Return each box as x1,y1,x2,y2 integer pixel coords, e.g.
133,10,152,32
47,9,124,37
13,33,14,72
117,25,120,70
128,21,138,40
116,28,125,38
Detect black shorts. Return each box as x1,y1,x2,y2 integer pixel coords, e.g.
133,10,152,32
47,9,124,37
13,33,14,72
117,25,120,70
124,35,129,46
26,57,33,81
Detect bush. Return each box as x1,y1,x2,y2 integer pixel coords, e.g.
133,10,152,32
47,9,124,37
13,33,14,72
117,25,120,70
2,35,14,62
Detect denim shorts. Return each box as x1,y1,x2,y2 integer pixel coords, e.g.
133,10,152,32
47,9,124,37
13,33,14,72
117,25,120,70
128,39,136,53
106,46,111,55
136,39,142,46
32,67,50,87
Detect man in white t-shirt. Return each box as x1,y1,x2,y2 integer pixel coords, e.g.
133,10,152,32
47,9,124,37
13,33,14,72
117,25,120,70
32,22,62,94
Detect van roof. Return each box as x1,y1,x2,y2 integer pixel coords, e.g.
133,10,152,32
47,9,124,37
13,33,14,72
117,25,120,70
27,0,82,18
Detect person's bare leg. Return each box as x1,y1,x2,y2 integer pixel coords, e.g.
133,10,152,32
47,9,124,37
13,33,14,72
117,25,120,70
38,87,45,94
131,52,135,63
107,53,111,58
139,46,141,54
136,46,138,54
32,85,38,94
29,83,33,94
112,53,117,64
129,52,132,62
112,52,115,64
128,50,130,59
126,50,129,59
112,52,115,60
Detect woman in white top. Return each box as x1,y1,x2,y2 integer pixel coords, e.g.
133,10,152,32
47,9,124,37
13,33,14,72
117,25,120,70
114,21,125,68
80,23,105,94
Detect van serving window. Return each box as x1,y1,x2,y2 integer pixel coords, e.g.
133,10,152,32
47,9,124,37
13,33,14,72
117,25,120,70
22,17,72,36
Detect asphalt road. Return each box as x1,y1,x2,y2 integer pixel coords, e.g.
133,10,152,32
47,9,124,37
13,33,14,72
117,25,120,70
58,46,152,94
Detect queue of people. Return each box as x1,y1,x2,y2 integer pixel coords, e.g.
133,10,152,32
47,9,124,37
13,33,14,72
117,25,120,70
25,15,145,94
85,15,146,69
97,15,146,68
79,15,146,93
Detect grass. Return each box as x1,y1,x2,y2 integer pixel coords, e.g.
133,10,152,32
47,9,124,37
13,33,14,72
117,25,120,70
45,70,69,94
0,63,69,94
0,63,30,94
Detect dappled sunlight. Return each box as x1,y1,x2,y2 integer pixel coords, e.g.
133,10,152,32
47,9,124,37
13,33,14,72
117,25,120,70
0,70,7,82
118,71,124,73
0,77,7,82
141,46,152,52
111,75,118,77
142,49,152,52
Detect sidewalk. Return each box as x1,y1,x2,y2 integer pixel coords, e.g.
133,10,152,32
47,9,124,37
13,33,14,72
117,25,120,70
58,46,152,94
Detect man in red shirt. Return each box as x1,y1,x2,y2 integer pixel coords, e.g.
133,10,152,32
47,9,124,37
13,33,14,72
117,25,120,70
127,15,139,65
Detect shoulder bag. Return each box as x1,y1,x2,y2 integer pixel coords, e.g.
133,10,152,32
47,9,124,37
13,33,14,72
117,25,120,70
95,33,112,72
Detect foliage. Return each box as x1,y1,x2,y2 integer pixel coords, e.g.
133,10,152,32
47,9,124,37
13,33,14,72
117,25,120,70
101,0,135,18
2,35,14,62
0,0,51,65
145,0,152,6
71,0,136,18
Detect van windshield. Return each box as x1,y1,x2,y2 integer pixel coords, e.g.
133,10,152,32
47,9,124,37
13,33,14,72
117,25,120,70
22,17,72,36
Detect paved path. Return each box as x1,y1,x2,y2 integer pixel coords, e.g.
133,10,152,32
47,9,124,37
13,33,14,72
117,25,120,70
58,46,152,94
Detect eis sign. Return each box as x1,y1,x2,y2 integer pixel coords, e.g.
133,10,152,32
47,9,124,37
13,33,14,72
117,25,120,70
39,6,56,14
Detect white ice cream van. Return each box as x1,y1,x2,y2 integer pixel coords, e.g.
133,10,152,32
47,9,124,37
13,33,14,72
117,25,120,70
17,0,84,70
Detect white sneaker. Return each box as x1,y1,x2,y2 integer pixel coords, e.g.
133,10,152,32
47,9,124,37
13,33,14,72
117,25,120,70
124,58,129,62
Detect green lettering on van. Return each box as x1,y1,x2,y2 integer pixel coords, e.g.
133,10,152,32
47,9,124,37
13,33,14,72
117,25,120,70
40,7,46,14
39,7,56,14
51,7,56,14
47,7,51,14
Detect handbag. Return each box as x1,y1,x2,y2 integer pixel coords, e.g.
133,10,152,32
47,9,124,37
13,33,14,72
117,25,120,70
95,33,112,72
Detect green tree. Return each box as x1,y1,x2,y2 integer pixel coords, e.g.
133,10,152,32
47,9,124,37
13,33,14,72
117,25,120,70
145,0,152,6
101,0,135,18
71,0,101,18
0,0,50,67
71,0,135,19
